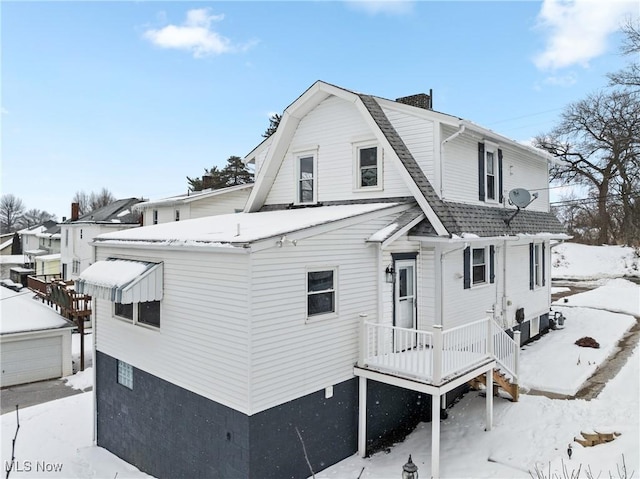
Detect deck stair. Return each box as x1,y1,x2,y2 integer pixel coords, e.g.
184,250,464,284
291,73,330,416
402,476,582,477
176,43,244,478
469,368,519,402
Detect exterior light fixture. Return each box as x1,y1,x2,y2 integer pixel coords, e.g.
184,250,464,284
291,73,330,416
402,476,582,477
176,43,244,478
402,455,418,479
385,264,395,283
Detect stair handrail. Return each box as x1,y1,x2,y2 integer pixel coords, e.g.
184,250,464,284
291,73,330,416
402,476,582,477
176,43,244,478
490,319,520,383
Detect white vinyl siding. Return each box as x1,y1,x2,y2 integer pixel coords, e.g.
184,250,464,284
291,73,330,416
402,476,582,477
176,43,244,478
94,246,251,413
265,96,412,206
504,242,550,329
382,106,436,188
189,189,251,217
248,214,394,413
440,125,550,211
441,242,498,329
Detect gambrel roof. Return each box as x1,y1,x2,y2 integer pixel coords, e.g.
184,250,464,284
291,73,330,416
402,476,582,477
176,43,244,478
245,80,564,239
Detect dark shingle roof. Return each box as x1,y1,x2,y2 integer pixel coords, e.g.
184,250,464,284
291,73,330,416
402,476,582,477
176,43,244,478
410,201,564,237
67,198,143,224
357,95,460,235
358,94,565,239
368,204,431,242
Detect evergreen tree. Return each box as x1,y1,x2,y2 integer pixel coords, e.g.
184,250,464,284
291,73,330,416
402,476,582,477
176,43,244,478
263,113,281,138
187,157,253,191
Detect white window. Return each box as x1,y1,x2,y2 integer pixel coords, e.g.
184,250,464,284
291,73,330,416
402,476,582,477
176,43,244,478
486,150,496,201
114,301,161,328
472,247,487,285
533,243,542,287
72,260,81,274
297,154,316,204
117,360,133,389
307,268,336,318
65,230,69,247
175,209,180,222
354,142,382,190
153,210,158,225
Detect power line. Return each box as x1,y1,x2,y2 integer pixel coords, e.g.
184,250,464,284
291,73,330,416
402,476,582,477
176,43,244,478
550,192,640,206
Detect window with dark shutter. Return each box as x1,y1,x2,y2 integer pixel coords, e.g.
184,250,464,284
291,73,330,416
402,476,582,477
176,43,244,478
498,149,504,203
529,243,535,290
478,143,485,201
463,247,471,289
489,245,495,284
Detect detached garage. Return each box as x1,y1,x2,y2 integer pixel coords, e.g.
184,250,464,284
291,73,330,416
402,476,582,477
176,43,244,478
1,287,74,387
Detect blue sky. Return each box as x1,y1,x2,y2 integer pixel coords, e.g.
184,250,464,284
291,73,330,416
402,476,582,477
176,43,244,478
2,1,637,220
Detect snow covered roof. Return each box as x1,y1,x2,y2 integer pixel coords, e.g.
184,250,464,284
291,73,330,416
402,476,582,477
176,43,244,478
133,183,253,209
77,259,163,303
0,288,73,334
37,253,61,261
0,255,27,265
63,198,143,225
94,203,402,249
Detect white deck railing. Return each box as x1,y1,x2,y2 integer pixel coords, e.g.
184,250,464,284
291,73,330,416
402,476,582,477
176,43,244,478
359,317,519,386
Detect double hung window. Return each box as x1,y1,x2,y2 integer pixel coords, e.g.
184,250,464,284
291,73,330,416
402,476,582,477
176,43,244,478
297,155,316,204
307,269,336,318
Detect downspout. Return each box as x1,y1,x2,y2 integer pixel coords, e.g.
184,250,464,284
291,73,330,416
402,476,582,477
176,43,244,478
92,242,97,446
439,124,466,199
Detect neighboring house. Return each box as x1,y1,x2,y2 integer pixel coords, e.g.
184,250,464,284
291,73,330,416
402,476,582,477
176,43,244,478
0,286,74,387
0,255,29,281
18,220,62,275
60,199,143,281
78,81,566,479
0,233,15,255
134,183,253,226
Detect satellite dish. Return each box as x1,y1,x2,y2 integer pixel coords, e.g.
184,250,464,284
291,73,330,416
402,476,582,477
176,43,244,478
505,188,539,227
508,188,532,208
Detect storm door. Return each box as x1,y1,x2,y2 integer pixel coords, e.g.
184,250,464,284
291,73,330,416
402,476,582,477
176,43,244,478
394,259,417,351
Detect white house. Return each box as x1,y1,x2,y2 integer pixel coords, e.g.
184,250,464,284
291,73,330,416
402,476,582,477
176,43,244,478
78,81,566,479
60,198,143,281
134,183,253,226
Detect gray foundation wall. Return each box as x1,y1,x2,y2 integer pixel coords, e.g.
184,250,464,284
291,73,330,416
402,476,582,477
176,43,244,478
96,352,435,479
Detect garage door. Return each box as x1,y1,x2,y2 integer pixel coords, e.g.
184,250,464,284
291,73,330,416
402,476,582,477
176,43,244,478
1,335,62,387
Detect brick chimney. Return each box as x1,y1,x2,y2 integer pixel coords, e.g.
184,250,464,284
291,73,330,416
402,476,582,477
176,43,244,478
395,91,433,110
71,202,80,221
202,174,214,190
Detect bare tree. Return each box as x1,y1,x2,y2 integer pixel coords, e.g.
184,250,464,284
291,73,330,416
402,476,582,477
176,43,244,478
72,190,91,216
0,194,26,233
72,188,115,215
608,18,640,89
22,208,57,228
89,188,115,211
535,89,640,245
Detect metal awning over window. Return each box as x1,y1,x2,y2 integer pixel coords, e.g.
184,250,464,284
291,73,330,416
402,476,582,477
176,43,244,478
76,258,163,304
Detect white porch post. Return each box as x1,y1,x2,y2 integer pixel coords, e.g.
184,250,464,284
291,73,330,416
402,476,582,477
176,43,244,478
485,369,493,431
431,392,441,478
513,330,521,385
358,376,367,457
432,325,443,384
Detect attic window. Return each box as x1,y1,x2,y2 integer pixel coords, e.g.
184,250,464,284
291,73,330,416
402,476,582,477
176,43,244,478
296,153,316,204
353,142,382,191
478,142,503,203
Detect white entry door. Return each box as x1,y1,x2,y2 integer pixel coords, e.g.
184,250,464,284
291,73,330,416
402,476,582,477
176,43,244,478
395,259,417,350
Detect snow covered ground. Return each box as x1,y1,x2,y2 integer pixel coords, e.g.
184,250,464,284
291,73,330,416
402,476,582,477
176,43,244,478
1,246,639,479
552,242,640,281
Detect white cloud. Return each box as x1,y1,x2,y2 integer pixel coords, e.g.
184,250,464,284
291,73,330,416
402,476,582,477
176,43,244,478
533,0,638,71
143,8,255,58
345,0,414,16
543,73,578,87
